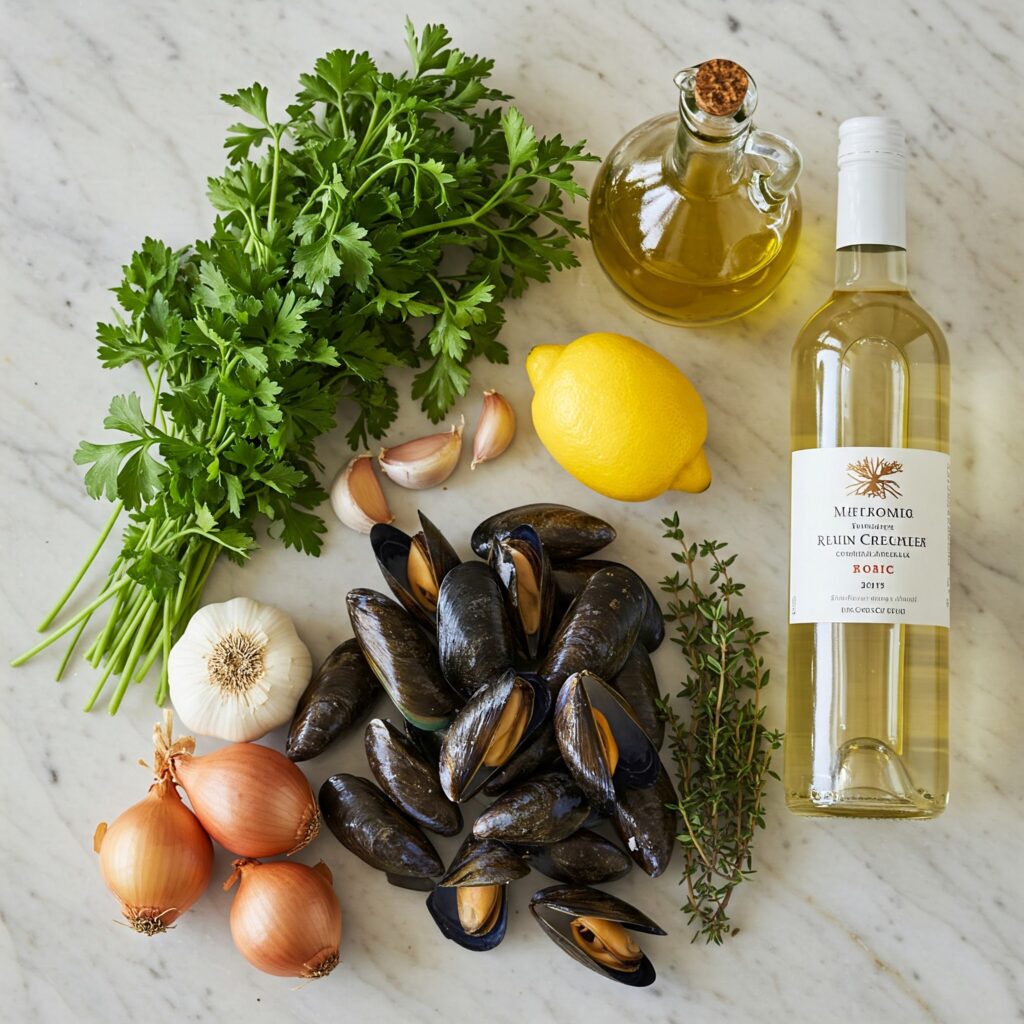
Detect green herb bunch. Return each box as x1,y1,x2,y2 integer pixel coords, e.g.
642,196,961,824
658,514,783,943
14,22,595,712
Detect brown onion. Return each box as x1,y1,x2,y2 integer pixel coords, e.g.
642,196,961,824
225,859,342,978
94,776,213,935
170,742,319,857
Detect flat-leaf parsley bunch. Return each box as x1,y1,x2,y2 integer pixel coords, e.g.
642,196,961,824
14,22,595,712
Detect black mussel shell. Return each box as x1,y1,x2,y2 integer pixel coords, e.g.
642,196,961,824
440,670,551,802
427,837,527,951
286,639,380,761
609,644,664,749
439,836,530,888
370,513,460,632
426,884,508,951
404,720,446,763
553,560,665,652
529,884,664,987
555,671,660,816
319,774,444,887
473,772,589,845
480,720,564,797
540,567,647,692
612,765,678,878
387,873,436,892
436,562,515,699
489,526,556,661
527,828,632,885
347,588,462,731
365,719,463,837
471,504,616,561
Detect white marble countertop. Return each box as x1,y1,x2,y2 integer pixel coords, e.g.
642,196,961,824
2,1,1022,1021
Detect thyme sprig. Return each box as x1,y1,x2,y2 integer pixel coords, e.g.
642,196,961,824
657,513,782,944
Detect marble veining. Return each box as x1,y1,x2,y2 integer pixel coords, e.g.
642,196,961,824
1,1,1022,1022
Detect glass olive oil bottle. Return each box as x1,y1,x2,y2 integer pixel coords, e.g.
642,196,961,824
589,59,802,326
786,118,950,818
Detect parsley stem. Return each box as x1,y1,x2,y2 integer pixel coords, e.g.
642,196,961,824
37,500,124,631
266,128,282,230
352,101,379,163
108,601,158,714
11,577,132,667
350,158,420,202
155,599,172,705
55,614,92,682
82,591,153,710
86,585,126,666
399,168,517,240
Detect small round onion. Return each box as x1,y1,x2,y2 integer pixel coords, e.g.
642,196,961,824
171,743,319,857
95,778,213,935
226,859,342,978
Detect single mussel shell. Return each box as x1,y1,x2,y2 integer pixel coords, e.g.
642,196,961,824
437,836,530,888
554,670,660,816
286,639,380,761
527,828,632,885
480,720,564,798
612,764,678,878
472,772,589,845
439,670,552,802
427,837,528,952
436,562,515,699
529,884,665,987
471,504,616,561
370,512,461,632
347,588,462,731
489,525,556,661
319,773,444,891
365,718,462,836
540,566,648,692
609,645,664,749
553,560,665,652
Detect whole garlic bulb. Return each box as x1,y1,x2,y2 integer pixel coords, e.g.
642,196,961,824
169,598,312,742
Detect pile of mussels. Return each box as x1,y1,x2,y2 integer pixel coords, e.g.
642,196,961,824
287,504,676,987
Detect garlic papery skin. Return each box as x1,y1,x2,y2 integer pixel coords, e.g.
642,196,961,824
471,390,516,469
330,455,394,534
169,597,312,742
378,417,464,490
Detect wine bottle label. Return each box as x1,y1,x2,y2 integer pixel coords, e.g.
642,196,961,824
789,446,950,627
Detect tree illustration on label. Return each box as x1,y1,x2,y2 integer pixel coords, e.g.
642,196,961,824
846,457,903,499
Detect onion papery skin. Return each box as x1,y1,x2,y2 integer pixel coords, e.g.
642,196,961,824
227,860,342,978
96,778,213,935
171,743,320,857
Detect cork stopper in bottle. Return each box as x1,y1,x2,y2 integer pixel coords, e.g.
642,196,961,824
694,59,749,117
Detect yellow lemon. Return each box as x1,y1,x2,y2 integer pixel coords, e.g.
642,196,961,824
526,332,710,502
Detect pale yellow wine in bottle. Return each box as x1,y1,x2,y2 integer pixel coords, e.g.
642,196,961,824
786,118,949,818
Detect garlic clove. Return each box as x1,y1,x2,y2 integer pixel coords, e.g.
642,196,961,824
378,418,464,490
471,390,516,470
330,455,394,533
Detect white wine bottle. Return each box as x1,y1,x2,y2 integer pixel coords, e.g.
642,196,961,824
786,117,949,818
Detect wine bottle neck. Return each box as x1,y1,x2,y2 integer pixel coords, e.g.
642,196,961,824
834,118,908,292
834,245,908,292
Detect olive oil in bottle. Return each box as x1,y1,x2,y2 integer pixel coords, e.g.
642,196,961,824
786,118,950,818
589,59,802,326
